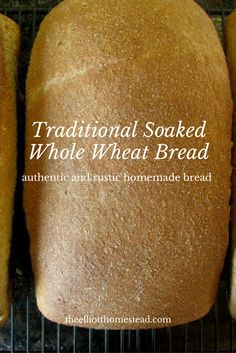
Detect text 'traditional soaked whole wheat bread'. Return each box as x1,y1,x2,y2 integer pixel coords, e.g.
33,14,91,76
0,15,19,325
24,0,232,329
225,10,236,319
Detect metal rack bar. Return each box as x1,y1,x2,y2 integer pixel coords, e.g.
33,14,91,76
120,330,125,353
89,328,93,353
10,305,14,353
41,315,45,353
32,7,37,40
128,329,132,352
57,324,60,353
0,7,51,12
214,304,219,353
0,7,234,15
26,297,29,353
151,329,156,352
168,328,172,353
199,318,203,353
136,329,141,353
104,329,109,353
73,326,77,353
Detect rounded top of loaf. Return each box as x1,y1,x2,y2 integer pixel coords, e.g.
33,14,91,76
0,13,19,34
27,0,227,109
0,14,20,89
0,13,19,57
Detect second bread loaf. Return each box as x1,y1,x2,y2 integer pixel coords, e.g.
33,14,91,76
0,14,19,325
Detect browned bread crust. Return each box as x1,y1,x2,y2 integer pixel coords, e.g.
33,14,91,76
0,14,20,326
225,10,236,319
25,0,232,329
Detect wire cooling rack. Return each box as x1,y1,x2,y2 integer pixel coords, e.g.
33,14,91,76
0,0,236,352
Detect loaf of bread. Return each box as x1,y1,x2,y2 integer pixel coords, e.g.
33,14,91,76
225,10,236,319
24,0,232,329
0,15,19,326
